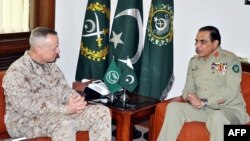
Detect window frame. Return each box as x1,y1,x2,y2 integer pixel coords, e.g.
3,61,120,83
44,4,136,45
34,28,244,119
0,0,55,70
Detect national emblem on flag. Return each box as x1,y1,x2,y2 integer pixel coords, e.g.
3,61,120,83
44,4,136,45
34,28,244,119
103,59,122,94
118,57,138,92
108,0,143,78
139,0,174,100
75,0,110,81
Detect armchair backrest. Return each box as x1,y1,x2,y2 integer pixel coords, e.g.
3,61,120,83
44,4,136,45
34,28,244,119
0,71,7,134
241,72,250,115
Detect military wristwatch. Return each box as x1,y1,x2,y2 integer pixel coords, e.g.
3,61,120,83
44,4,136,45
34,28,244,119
201,98,208,108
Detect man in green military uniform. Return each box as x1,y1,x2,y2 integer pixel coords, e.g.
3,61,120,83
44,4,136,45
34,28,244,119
158,26,249,141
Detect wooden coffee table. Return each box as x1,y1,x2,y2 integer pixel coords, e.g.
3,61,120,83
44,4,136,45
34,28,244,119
73,81,160,141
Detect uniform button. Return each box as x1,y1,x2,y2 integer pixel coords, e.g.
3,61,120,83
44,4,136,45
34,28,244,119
204,88,207,91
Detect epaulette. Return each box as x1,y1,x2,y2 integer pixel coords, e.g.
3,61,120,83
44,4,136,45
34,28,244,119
223,50,237,58
190,55,198,60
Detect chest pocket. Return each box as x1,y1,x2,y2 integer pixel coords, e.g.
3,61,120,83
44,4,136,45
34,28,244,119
28,74,46,93
191,66,199,78
210,67,227,86
211,70,226,81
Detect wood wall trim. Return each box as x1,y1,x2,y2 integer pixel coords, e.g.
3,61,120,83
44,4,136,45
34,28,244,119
30,0,55,29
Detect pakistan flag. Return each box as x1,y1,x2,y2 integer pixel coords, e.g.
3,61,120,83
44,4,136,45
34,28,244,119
118,57,138,92
139,0,174,100
108,0,143,93
75,0,110,81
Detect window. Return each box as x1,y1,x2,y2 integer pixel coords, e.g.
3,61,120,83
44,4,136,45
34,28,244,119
0,0,29,34
0,0,55,70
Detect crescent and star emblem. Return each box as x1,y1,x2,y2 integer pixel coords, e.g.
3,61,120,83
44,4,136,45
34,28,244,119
124,57,136,84
126,75,135,84
79,3,109,61
110,8,143,65
154,15,169,35
147,4,173,46
82,12,104,47
85,20,95,33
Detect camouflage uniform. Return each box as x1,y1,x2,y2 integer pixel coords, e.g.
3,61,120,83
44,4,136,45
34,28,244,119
158,47,249,141
3,51,111,141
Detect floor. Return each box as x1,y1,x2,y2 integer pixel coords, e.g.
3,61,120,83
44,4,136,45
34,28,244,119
111,120,149,141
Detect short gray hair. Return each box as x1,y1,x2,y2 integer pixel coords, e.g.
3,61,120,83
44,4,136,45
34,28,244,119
29,27,57,47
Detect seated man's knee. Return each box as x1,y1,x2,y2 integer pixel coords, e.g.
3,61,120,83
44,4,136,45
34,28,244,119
166,102,182,114
60,118,76,130
207,111,230,125
51,118,76,138
96,105,111,115
93,105,111,121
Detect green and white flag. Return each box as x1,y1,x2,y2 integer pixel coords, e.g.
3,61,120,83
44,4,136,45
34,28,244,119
75,0,110,81
118,57,138,92
109,0,143,82
103,59,122,94
139,0,174,100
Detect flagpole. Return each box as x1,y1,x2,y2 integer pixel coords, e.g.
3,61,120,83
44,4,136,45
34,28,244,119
107,93,117,103
120,88,129,102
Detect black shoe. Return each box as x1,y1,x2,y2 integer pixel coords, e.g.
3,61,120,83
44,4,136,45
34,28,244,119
112,128,116,137
112,126,142,139
143,131,149,140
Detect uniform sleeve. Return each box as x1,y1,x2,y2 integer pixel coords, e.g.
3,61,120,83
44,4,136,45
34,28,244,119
55,65,76,105
182,58,197,100
3,69,69,117
207,58,242,107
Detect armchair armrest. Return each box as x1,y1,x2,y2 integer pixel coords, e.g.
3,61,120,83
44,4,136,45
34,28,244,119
72,81,93,92
163,96,184,103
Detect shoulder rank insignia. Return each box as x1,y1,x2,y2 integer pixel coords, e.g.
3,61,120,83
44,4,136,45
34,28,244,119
213,51,219,58
224,50,237,58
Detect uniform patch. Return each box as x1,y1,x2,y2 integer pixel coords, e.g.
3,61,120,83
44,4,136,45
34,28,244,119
232,65,239,73
192,65,199,71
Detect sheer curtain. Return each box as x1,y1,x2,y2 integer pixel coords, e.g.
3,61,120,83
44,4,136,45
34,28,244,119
0,0,29,33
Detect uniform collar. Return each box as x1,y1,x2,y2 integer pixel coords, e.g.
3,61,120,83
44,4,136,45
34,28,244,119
24,51,47,75
212,46,222,58
201,46,222,62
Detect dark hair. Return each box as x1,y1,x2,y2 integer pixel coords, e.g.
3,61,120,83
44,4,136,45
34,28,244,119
199,26,221,46
29,27,57,47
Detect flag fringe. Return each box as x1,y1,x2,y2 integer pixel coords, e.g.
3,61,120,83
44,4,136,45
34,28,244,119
160,73,175,101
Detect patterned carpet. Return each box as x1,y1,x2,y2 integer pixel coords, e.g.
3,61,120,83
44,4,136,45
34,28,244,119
112,125,149,141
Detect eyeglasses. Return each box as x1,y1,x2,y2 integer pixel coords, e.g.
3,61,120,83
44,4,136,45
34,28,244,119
195,39,212,45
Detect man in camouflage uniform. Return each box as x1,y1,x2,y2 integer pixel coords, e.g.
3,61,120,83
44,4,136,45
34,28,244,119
3,27,111,141
158,26,249,141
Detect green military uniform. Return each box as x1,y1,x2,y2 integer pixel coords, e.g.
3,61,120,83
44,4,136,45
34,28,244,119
158,47,249,141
